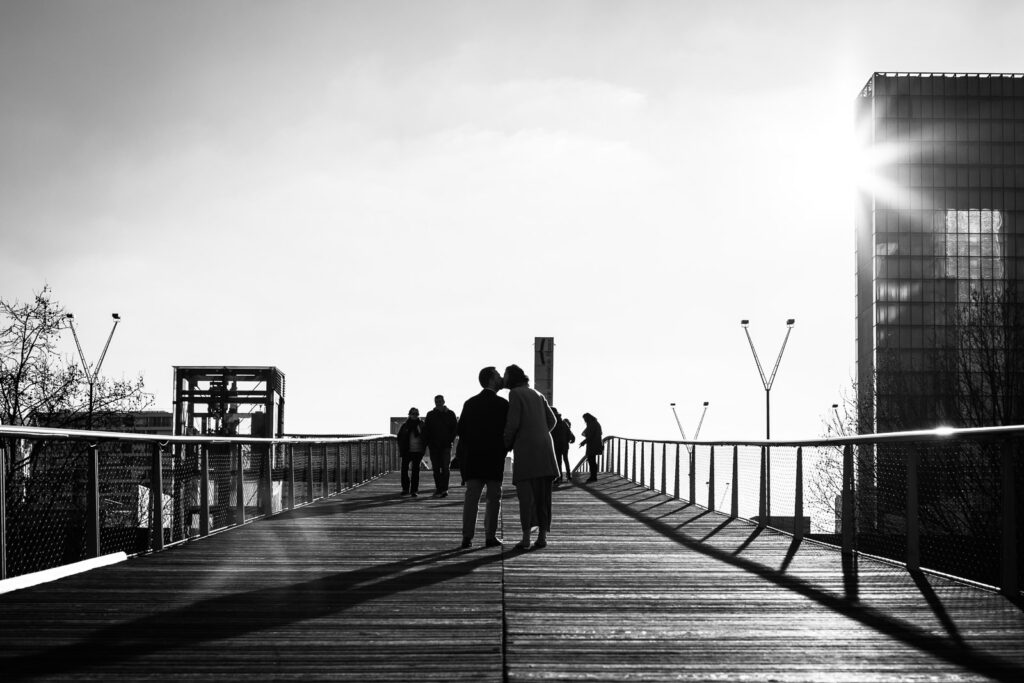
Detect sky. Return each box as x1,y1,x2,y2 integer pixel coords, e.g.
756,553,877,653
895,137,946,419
2,1,1022,441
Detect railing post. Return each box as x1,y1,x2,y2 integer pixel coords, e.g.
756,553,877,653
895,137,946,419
673,444,680,499
302,444,310,502
0,439,6,580
842,443,859,600
616,439,622,476
688,445,696,503
758,445,767,526
286,443,295,510
200,444,210,536
661,443,667,494
794,446,804,540
235,444,245,524
731,446,739,518
86,443,101,558
261,443,273,516
708,445,716,512
335,444,343,491
631,441,637,483
1002,439,1019,596
151,443,164,552
639,441,646,487
906,445,919,571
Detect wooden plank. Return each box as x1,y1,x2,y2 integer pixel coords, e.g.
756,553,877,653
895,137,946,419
1,472,1022,681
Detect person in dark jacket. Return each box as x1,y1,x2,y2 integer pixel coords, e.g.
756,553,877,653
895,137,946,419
551,408,576,485
456,366,510,548
423,394,459,497
396,407,426,497
579,412,603,483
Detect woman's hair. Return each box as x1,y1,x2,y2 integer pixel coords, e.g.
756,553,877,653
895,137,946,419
503,364,529,388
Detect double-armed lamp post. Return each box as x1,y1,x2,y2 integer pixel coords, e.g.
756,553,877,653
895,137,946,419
740,318,795,440
740,318,795,518
65,313,121,430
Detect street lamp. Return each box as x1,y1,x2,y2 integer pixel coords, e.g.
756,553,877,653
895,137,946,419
669,401,710,440
740,318,795,439
66,313,121,430
740,318,794,519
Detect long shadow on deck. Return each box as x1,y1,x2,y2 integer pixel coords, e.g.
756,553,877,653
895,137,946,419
4,546,504,681
579,478,1024,683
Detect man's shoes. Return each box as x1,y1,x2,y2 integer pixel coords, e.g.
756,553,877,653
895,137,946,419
431,492,441,498
401,490,409,496
440,491,448,498
514,540,531,551
410,492,418,497
532,538,548,550
586,477,598,482
461,538,472,549
485,537,503,547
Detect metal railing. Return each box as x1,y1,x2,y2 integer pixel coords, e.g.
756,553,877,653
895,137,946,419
0,425,397,580
601,426,1022,598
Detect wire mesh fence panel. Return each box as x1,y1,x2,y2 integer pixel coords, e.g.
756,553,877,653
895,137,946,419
735,446,762,521
3,441,88,577
692,445,709,509
710,446,735,514
98,445,152,557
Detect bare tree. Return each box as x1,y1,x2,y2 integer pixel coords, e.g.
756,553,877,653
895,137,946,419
1,286,151,479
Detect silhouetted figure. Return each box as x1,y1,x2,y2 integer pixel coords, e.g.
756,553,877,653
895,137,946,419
502,364,558,550
423,394,458,498
456,366,510,549
551,408,576,484
397,407,426,497
579,412,603,482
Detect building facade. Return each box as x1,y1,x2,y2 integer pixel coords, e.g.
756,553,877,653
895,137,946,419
856,73,1024,433
854,73,1024,548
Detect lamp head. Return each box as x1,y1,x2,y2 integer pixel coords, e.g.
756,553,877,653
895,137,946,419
740,319,749,327
669,402,676,407
786,318,796,326
703,401,709,406
65,313,74,320
112,313,121,320
832,403,839,409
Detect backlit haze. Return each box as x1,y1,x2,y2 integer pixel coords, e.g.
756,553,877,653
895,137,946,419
2,1,1021,439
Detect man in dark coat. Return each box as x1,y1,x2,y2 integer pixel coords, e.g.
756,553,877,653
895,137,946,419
456,366,509,548
423,394,459,497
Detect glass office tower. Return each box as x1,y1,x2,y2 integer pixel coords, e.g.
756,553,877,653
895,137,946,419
853,73,1024,570
855,73,1024,435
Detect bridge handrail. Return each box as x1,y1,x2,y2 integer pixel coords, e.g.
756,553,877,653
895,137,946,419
599,429,1021,599
0,424,395,445
1,427,399,582
604,423,1024,449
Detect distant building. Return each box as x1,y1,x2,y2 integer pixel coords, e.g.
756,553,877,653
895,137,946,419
854,73,1024,538
855,72,1024,432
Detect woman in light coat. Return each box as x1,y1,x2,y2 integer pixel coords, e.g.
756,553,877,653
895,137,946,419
502,364,558,550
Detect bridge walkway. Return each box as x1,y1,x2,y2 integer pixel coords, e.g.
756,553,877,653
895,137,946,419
2,471,1023,681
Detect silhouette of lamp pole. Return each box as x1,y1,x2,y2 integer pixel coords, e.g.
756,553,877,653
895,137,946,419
669,401,710,441
66,313,121,430
740,318,795,519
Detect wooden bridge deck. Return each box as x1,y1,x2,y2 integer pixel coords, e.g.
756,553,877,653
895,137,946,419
2,471,1023,681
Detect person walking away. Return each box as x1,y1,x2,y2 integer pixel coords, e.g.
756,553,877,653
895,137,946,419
579,412,603,483
457,366,509,548
423,394,459,497
502,364,558,550
551,408,575,485
397,408,426,497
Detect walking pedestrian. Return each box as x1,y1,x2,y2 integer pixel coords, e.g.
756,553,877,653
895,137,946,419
456,366,509,548
551,408,575,484
423,394,458,497
502,364,558,550
397,407,426,497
